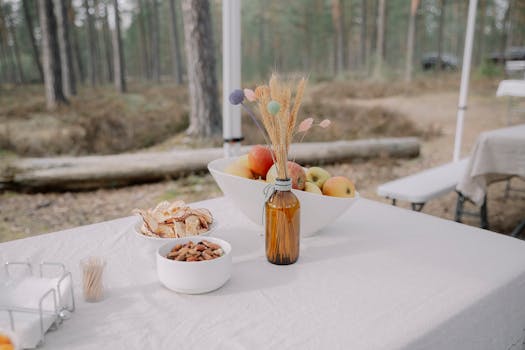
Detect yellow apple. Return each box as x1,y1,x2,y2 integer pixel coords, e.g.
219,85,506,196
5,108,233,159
225,162,253,179
304,181,323,195
306,167,331,188
322,176,356,198
238,154,250,169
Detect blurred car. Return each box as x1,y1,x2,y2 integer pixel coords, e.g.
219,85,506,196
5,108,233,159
488,46,525,64
421,53,459,70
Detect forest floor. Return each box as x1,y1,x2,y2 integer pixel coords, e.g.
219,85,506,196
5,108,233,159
1,77,524,242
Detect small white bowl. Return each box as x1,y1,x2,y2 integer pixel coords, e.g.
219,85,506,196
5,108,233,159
156,237,232,294
208,157,359,237
134,219,218,250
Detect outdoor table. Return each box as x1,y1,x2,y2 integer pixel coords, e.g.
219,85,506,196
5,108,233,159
3,197,525,349
456,123,525,207
496,80,525,124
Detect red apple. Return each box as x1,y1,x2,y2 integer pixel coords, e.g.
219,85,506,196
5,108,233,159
248,145,274,177
266,161,306,190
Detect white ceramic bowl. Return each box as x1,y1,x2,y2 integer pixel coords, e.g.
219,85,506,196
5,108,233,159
208,157,359,237
156,237,232,294
134,219,218,250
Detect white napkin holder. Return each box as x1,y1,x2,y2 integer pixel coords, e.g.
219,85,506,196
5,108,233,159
0,262,75,349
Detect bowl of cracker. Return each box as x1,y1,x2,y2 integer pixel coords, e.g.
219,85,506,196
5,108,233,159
133,200,217,248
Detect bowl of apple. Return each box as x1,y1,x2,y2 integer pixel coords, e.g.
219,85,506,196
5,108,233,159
207,145,359,237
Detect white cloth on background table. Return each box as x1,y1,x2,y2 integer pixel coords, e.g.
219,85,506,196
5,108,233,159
456,124,525,206
2,197,525,350
496,80,525,97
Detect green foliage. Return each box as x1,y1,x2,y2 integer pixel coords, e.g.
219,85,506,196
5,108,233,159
477,60,504,78
0,0,520,84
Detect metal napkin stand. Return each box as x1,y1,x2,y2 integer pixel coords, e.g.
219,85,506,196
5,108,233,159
2,261,75,348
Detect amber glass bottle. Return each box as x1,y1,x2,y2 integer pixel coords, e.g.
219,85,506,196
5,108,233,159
265,179,300,265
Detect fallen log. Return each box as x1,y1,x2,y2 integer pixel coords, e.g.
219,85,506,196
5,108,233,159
0,138,419,191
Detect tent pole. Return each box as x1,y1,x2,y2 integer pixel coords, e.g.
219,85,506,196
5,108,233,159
453,0,478,162
222,0,242,158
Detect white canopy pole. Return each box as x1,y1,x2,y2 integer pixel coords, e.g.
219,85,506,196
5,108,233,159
222,0,242,158
453,0,478,162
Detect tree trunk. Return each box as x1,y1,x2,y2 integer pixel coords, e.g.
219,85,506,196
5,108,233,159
302,5,312,72
84,0,97,86
500,0,512,57
69,0,85,84
22,0,44,82
360,0,366,68
455,2,464,58
5,7,25,83
92,0,103,83
474,0,486,65
1,139,420,191
112,0,126,92
405,0,419,82
102,1,113,82
259,0,266,77
331,0,344,76
169,0,183,84
181,0,221,137
0,37,10,83
151,0,160,82
436,0,446,69
38,0,67,109
137,0,150,80
345,1,353,70
0,4,22,84
373,0,385,79
382,0,388,61
54,0,76,96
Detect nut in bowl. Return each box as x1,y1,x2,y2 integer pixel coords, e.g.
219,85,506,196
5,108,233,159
208,156,359,237
133,200,217,248
157,237,232,294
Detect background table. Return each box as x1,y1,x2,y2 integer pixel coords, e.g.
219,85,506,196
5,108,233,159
2,197,525,349
456,123,525,206
497,80,525,98
496,80,525,125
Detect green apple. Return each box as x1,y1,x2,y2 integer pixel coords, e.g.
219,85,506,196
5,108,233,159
306,167,331,188
304,181,323,195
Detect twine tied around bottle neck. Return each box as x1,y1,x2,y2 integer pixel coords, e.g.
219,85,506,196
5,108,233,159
262,178,292,223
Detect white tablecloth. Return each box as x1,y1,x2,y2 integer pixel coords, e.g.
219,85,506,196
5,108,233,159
497,80,525,97
456,124,525,205
2,197,525,350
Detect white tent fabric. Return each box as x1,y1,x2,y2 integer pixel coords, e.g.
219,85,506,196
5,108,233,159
222,0,242,157
453,0,478,162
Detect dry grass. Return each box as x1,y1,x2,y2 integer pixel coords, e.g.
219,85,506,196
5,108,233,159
1,80,428,158
242,99,427,145
0,83,189,156
309,73,500,100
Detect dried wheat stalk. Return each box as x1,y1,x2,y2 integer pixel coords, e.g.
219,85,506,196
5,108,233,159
255,74,307,179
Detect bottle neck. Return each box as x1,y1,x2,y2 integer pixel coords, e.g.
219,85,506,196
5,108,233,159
274,178,292,192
